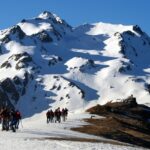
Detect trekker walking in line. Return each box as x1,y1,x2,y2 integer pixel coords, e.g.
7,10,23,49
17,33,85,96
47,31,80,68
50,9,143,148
49,109,54,123
15,110,21,129
54,108,61,123
64,108,68,120
0,107,10,131
46,110,50,123
61,108,66,122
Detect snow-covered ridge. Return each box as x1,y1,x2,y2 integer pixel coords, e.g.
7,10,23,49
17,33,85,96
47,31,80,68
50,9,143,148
0,11,150,117
38,11,64,24
86,22,134,36
17,11,72,37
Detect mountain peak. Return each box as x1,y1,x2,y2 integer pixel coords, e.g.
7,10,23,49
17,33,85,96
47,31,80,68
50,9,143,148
38,11,63,23
37,11,71,27
38,11,54,19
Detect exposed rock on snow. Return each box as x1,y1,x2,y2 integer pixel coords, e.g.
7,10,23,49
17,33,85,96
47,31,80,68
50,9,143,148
1,78,19,101
0,25,25,43
79,96,150,148
32,31,53,43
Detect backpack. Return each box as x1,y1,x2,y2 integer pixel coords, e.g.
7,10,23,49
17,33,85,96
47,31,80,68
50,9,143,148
16,111,21,119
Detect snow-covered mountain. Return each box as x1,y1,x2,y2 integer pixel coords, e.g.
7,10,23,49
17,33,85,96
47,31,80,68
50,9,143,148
0,11,150,117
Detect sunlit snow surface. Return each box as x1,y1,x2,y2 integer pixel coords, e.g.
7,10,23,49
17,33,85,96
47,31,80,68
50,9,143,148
0,112,145,150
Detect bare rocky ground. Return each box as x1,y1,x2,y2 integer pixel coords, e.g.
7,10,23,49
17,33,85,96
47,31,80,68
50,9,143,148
72,96,150,149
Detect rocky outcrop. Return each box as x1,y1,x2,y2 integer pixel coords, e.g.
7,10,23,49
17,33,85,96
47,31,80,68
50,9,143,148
48,56,62,66
76,97,150,149
0,35,10,44
133,25,144,35
122,30,135,37
13,73,29,96
144,83,150,94
10,52,32,62
15,53,32,70
0,88,13,109
33,31,53,43
50,76,85,101
0,25,25,43
1,78,19,101
118,61,132,73
87,95,149,121
0,73,30,108
9,25,25,39
79,59,95,72
118,32,138,57
0,61,12,68
1,52,33,70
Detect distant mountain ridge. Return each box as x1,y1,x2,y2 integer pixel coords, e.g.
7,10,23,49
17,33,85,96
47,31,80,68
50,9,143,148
0,11,150,116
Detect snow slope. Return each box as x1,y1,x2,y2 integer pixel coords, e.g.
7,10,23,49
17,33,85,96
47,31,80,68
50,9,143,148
0,11,150,116
0,112,145,150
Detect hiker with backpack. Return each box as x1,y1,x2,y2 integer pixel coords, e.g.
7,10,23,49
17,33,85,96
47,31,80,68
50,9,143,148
9,109,21,132
0,107,11,131
49,109,54,123
61,108,65,122
15,110,21,129
46,110,51,123
9,109,17,132
64,108,68,120
54,107,61,123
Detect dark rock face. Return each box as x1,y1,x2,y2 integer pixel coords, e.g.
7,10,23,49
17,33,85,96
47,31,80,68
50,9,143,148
144,83,150,93
80,59,95,72
48,56,62,66
0,61,12,68
33,31,53,43
9,25,25,39
23,72,29,87
0,88,13,109
118,40,126,54
122,31,135,37
0,25,25,43
0,52,32,108
87,95,149,121
1,52,33,70
0,74,30,108
13,74,28,96
0,35,10,44
119,31,136,56
118,61,132,73
13,76,22,85
1,78,19,101
9,52,32,62
14,53,32,70
133,25,144,35
119,34,138,58
123,95,137,107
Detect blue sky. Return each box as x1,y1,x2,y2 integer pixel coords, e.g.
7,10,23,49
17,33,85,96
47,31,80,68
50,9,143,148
0,0,149,35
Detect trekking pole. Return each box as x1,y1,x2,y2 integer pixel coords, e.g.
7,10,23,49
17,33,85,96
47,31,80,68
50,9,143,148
20,119,23,128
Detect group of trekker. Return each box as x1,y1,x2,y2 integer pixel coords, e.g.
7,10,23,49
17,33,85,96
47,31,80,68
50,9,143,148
46,107,68,123
0,106,68,132
0,107,21,132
